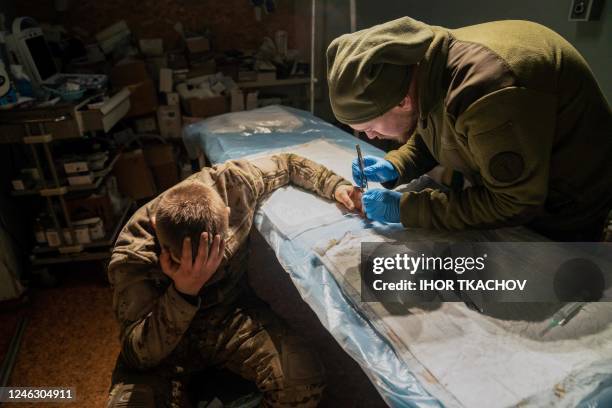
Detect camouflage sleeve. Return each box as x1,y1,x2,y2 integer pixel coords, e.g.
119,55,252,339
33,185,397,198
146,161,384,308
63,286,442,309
108,203,199,370
399,88,555,230
383,134,438,188
242,153,351,200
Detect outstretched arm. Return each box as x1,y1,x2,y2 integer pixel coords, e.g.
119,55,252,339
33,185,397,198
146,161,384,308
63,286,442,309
227,153,359,210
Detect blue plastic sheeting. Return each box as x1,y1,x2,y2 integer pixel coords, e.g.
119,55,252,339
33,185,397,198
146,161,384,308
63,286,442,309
183,106,442,407
255,213,443,408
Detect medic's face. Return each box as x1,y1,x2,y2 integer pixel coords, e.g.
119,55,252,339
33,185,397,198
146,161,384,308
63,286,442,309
349,95,419,144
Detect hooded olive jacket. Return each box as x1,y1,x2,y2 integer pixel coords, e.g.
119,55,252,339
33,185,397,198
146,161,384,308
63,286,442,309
384,20,611,238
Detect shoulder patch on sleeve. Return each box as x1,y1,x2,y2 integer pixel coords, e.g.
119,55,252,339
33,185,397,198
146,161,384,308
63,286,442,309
489,151,524,183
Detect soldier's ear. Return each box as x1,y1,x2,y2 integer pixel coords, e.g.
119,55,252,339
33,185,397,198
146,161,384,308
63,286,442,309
397,94,413,110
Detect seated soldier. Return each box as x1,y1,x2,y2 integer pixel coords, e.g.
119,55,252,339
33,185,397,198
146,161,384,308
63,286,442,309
106,153,362,408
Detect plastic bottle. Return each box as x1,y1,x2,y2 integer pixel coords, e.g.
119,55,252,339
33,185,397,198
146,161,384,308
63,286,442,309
34,217,47,244
10,64,33,97
0,60,18,105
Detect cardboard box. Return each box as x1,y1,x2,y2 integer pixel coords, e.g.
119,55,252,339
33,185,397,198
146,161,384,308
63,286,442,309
145,56,168,78
186,36,210,54
144,144,179,192
64,161,89,174
238,70,257,82
73,217,105,241
186,60,217,77
67,172,95,186
113,149,156,200
152,162,180,193
11,180,25,191
62,228,75,245
157,105,182,138
246,91,258,110
256,71,276,82
134,115,157,133
168,51,189,70
111,59,149,87
96,20,130,54
80,87,131,133
66,192,115,227
73,225,91,244
166,92,179,106
218,62,240,81
159,68,173,93
182,95,228,118
230,89,244,112
182,115,205,126
144,144,174,167
126,80,158,118
46,229,61,247
139,38,163,57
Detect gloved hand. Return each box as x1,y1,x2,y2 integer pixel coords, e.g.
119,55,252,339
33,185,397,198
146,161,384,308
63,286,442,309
362,189,402,223
352,156,399,185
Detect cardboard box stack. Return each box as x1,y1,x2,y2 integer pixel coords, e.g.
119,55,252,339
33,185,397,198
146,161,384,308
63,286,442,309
110,58,158,118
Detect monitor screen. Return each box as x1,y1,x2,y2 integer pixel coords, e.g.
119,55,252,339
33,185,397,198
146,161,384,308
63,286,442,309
25,35,57,81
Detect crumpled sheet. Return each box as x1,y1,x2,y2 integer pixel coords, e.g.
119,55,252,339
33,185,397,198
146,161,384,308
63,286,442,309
182,105,385,164
182,106,612,407
314,229,612,407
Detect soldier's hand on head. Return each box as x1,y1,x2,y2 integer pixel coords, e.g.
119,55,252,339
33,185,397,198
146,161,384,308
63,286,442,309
159,232,225,296
334,184,364,215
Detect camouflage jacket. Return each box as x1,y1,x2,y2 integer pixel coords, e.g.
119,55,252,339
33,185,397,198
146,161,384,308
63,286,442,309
108,153,350,369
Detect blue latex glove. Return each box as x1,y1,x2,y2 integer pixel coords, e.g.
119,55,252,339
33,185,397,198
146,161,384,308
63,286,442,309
352,155,399,185
362,189,402,223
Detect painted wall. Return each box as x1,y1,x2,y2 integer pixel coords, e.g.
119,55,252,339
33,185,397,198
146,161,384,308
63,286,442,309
316,0,610,121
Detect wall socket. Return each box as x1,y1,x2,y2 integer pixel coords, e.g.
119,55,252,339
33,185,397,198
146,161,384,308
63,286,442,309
568,0,605,21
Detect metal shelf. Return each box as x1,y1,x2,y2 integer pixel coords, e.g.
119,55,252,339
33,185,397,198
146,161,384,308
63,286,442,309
30,199,134,264
11,152,121,197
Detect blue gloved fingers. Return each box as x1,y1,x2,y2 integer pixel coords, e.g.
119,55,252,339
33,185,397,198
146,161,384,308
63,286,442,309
363,156,399,183
363,165,383,178
361,189,402,223
353,155,399,184
352,157,364,185
353,156,379,184
362,156,380,166
385,190,402,223
362,189,385,222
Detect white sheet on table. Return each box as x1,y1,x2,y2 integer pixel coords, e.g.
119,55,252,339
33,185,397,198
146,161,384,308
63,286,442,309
244,140,381,239
314,230,612,408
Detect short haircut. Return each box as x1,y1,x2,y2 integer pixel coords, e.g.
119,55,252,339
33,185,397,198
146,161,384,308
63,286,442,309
154,182,228,260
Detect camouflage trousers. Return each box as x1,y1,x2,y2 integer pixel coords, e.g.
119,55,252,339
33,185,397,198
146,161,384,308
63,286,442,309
107,293,325,407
